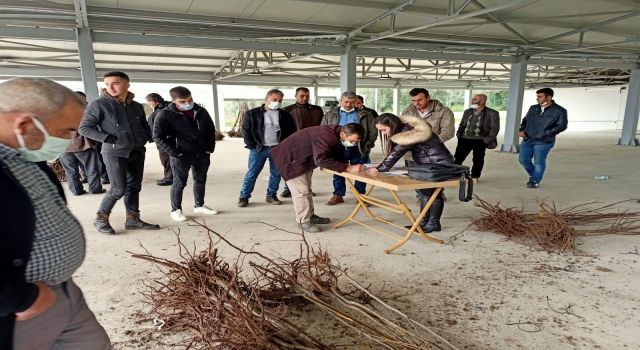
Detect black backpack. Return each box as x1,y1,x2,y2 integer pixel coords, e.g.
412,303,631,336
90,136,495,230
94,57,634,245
407,163,473,202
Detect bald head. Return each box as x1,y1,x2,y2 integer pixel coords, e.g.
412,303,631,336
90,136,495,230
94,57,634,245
0,77,84,118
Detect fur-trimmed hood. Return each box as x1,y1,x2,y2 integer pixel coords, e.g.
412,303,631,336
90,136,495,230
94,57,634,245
390,114,433,146
100,88,135,104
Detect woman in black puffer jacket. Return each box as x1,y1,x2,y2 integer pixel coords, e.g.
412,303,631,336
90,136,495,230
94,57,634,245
367,113,453,232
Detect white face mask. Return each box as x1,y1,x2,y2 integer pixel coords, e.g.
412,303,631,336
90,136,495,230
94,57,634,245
340,107,355,113
177,102,194,111
267,101,281,110
469,104,479,109
341,140,355,147
15,116,71,162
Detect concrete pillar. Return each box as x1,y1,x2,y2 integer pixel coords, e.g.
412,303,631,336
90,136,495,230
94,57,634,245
500,56,528,153
76,27,99,101
312,82,319,105
463,88,473,109
393,84,401,115
340,45,357,93
618,68,640,146
211,80,222,132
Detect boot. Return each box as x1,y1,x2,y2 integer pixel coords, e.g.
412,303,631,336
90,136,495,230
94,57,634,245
94,212,115,234
422,197,444,233
125,212,160,230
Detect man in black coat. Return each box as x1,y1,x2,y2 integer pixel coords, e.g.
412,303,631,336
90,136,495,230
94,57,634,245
238,88,296,207
0,77,110,349
146,92,172,186
79,71,160,234
518,88,568,188
453,93,500,179
153,86,218,222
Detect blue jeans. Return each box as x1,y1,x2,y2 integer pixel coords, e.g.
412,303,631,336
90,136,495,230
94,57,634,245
518,141,554,184
239,147,281,199
333,147,369,196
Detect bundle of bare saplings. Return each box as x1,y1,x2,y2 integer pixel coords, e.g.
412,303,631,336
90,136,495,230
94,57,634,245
132,220,466,350
470,197,640,254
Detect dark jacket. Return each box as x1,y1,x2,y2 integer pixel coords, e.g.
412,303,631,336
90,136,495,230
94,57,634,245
78,90,151,157
519,102,568,144
321,107,377,155
456,106,500,149
0,160,64,349
153,103,216,157
272,125,349,181
242,105,296,151
377,115,454,172
283,103,324,130
147,101,171,132
363,105,379,121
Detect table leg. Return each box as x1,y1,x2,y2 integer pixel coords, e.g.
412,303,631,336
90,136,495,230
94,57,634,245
333,179,375,228
384,187,444,254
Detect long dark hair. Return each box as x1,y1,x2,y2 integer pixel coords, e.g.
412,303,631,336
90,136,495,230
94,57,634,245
376,113,404,155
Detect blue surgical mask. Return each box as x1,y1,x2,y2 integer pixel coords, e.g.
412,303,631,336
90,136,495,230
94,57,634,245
177,102,194,111
341,140,355,147
15,116,71,162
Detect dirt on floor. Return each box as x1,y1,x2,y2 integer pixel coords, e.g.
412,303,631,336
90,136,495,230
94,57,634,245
66,130,640,349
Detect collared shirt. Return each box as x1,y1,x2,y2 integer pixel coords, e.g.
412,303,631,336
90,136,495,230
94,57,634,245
0,144,85,285
263,108,281,146
338,109,359,126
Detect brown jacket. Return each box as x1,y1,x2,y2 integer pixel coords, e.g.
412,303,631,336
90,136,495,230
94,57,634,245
283,103,324,130
271,125,348,181
65,131,95,153
401,99,455,143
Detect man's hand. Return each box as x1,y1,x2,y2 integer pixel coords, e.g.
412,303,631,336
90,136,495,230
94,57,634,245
518,131,526,138
15,284,56,321
366,167,379,176
104,135,118,144
346,164,366,173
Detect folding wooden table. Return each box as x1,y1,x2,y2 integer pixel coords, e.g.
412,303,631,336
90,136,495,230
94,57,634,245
322,168,468,254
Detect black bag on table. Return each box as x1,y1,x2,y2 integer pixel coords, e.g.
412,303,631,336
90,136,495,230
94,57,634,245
407,163,473,202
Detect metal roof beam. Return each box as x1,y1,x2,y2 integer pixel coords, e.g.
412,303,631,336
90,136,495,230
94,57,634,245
349,0,416,37
72,0,89,28
533,11,640,44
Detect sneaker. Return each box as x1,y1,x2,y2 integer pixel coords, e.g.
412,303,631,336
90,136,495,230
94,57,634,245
90,188,106,194
527,182,540,189
310,214,331,225
265,195,282,205
74,190,87,196
325,195,344,206
281,189,291,198
101,178,110,185
301,222,321,233
194,206,219,215
170,209,188,221
238,197,249,207
526,177,533,186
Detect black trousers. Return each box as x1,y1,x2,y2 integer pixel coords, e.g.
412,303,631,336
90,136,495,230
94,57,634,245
170,154,210,211
98,149,145,214
59,148,102,195
454,137,486,178
158,148,173,181
94,142,109,181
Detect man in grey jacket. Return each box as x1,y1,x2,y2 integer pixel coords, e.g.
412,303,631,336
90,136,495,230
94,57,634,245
453,94,500,179
79,71,160,234
321,91,377,206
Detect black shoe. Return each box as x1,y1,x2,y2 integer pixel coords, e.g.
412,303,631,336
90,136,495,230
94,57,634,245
238,197,249,207
310,214,331,225
422,197,444,233
74,190,87,196
94,212,115,234
266,195,282,205
156,179,172,186
101,178,110,185
527,182,539,189
90,188,106,194
124,212,160,230
526,177,533,186
281,189,292,198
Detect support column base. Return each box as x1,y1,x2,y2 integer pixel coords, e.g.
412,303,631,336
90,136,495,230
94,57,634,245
499,143,519,153
617,138,640,146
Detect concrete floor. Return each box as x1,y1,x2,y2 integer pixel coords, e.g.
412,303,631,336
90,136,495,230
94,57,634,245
66,129,640,349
